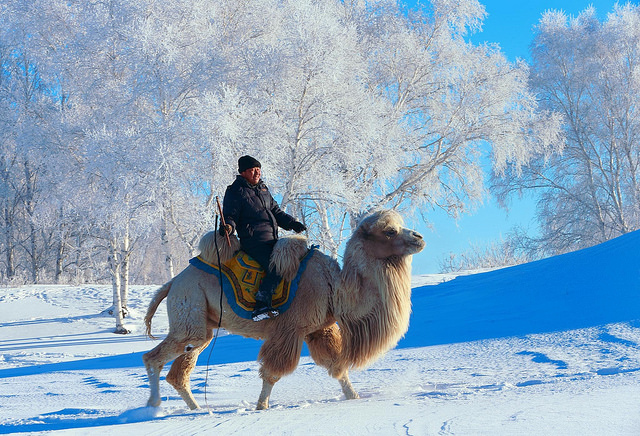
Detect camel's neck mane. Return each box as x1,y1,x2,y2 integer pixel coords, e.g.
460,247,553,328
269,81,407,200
334,239,413,369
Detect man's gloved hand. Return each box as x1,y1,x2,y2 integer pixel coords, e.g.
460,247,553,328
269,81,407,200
219,223,233,236
290,221,307,234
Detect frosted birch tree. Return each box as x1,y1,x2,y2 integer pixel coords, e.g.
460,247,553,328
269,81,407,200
357,0,560,216
195,0,559,254
220,0,394,255
0,43,20,281
0,1,69,283
49,0,154,332
494,4,640,254
131,0,236,278
0,0,564,288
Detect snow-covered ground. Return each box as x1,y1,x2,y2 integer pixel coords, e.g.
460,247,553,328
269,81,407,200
1,231,639,435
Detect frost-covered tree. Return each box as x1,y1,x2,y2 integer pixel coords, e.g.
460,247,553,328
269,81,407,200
131,0,231,278
359,0,560,216
196,0,559,254
219,0,394,255
494,4,640,254
0,0,561,292
37,0,156,331
0,0,71,283
0,44,20,281
439,228,537,273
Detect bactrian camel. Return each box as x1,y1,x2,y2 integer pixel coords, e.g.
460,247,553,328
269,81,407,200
143,209,425,410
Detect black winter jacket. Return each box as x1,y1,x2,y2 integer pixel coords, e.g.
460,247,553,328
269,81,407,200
222,176,297,250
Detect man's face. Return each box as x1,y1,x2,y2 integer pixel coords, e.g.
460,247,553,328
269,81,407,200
240,166,261,185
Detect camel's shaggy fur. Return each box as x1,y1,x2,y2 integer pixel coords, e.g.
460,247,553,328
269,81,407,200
142,209,424,410
335,210,419,369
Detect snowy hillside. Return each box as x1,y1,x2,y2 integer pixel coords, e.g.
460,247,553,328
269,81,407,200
404,227,640,347
0,231,639,435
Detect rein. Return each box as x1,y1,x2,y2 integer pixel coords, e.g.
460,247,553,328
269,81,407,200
203,212,227,413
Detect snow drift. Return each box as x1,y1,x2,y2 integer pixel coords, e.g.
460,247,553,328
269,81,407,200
403,228,640,347
0,230,639,434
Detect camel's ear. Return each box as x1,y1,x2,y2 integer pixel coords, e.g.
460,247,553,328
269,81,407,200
355,217,373,240
354,209,389,239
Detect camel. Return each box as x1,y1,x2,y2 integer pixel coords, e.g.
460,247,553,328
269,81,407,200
142,209,425,410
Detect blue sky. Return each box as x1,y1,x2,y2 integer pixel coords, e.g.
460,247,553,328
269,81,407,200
405,0,622,274
466,0,620,61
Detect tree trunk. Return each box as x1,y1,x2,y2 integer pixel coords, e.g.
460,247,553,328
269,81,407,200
316,201,340,259
3,206,15,280
24,160,39,282
55,238,64,284
120,229,130,317
54,206,66,284
109,238,129,334
1,158,16,280
168,200,198,255
161,207,174,280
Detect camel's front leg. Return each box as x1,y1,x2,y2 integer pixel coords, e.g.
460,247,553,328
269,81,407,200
257,374,279,410
339,371,359,400
305,325,361,401
256,331,303,410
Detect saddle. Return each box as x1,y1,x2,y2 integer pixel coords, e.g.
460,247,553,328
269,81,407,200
189,247,316,319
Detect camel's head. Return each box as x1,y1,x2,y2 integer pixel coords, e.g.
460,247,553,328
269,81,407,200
355,210,425,260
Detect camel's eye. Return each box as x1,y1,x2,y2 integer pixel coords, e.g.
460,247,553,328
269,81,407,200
384,229,397,238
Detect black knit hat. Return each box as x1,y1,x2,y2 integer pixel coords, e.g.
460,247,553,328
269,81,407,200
238,155,261,173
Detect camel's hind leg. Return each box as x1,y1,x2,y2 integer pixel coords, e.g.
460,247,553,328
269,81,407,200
256,330,304,410
142,331,212,409
306,324,359,400
165,330,213,410
143,338,184,408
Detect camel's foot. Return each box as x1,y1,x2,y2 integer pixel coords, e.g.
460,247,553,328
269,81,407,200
183,397,200,410
147,396,162,408
340,377,359,400
256,399,269,410
173,384,201,410
114,326,131,334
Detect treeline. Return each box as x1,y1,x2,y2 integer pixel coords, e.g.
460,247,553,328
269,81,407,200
2,0,639,291
444,4,640,272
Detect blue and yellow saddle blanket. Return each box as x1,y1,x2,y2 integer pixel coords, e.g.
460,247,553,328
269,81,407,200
189,247,317,319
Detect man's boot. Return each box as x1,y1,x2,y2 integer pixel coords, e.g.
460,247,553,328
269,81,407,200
252,273,280,322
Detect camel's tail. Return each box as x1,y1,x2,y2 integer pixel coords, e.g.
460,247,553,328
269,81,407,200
144,280,173,339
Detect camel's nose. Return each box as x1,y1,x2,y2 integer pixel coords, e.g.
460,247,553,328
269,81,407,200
412,231,423,240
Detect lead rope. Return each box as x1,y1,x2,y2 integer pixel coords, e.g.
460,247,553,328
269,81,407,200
203,214,226,414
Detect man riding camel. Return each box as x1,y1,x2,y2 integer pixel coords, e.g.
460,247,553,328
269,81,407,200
220,155,307,321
